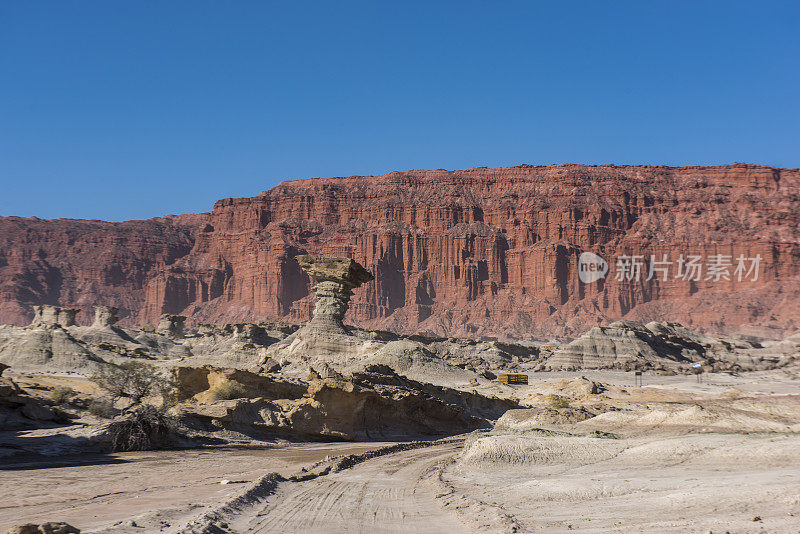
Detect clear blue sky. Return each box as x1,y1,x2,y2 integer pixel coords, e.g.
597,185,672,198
1,1,798,221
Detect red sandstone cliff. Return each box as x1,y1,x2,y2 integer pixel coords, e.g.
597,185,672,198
0,214,205,325
2,164,799,339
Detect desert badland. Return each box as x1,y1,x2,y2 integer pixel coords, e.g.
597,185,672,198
1,164,800,533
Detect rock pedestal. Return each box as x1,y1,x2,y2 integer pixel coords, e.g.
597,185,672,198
296,255,373,335
92,306,119,328
30,305,79,328
308,281,354,334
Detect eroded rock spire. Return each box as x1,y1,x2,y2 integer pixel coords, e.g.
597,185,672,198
295,255,373,335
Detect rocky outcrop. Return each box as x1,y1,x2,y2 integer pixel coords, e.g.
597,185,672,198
0,305,300,375
178,366,518,441
543,320,790,371
172,365,306,403
4,522,80,534
295,255,373,334
0,372,70,429
92,306,119,328
544,320,695,370
0,322,105,374
2,164,799,339
156,314,186,338
31,305,79,327
254,256,381,376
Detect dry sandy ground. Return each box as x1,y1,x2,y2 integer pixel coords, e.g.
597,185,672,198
447,433,800,533
0,442,385,533
477,368,800,405
231,442,465,534
3,369,799,533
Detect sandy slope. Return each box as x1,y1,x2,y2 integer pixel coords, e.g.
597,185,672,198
446,433,800,533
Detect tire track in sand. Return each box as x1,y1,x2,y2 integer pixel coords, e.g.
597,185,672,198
246,443,466,534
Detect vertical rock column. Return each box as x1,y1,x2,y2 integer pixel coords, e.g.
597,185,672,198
295,255,374,335
92,306,119,328
308,281,354,334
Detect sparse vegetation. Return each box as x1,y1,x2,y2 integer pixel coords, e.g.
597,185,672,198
209,379,248,401
92,361,175,405
547,394,570,409
588,430,620,439
50,385,76,404
106,405,180,451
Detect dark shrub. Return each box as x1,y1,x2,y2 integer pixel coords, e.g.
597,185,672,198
106,405,180,451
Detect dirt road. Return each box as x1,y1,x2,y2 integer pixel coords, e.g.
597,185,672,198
233,442,467,534
0,442,386,533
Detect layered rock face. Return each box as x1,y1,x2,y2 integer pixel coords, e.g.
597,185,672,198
1,164,799,339
541,320,778,371
143,163,800,339
0,214,204,326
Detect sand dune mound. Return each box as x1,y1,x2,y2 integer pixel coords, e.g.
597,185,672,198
578,402,800,435
259,330,385,375
601,434,800,469
458,429,800,474
459,434,625,467
494,406,601,430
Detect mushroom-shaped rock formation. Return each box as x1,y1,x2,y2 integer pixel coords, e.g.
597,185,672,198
295,255,373,335
30,305,79,328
